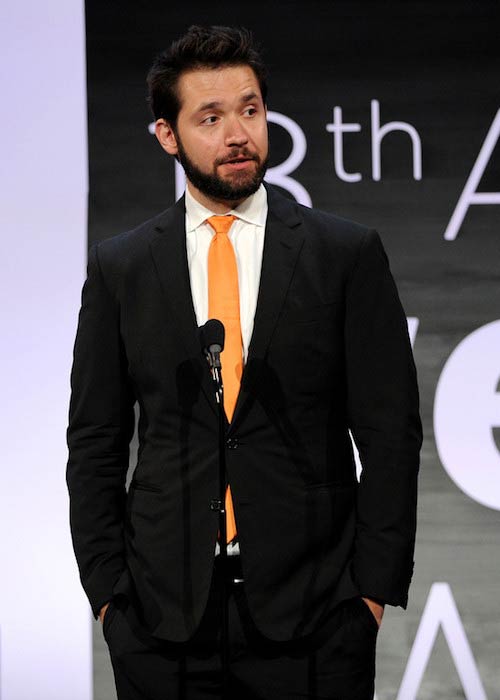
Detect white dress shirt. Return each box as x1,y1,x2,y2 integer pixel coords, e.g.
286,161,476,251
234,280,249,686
185,184,268,362
185,185,267,557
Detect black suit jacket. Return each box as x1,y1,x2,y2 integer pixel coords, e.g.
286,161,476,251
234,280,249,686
67,184,422,642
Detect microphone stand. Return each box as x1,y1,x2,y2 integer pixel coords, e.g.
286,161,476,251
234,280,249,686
204,344,229,697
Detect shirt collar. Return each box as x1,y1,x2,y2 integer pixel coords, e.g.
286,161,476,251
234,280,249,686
185,183,267,233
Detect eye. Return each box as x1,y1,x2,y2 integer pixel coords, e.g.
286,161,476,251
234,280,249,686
243,106,257,117
201,115,218,125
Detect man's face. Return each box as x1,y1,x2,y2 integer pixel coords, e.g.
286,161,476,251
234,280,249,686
156,64,268,209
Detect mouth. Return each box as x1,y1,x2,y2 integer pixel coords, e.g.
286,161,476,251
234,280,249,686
220,156,256,171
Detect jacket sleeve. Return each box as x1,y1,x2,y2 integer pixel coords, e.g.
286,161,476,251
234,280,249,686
66,243,135,618
345,229,422,608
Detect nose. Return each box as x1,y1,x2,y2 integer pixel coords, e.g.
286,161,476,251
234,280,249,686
224,115,249,147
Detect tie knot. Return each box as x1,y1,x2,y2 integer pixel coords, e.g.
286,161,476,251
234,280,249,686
207,215,236,236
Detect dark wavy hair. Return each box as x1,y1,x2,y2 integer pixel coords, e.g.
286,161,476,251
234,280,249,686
147,25,267,126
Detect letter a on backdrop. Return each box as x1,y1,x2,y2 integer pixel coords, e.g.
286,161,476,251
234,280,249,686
397,583,487,699
444,108,500,240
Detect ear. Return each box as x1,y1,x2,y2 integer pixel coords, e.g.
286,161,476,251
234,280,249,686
155,119,178,156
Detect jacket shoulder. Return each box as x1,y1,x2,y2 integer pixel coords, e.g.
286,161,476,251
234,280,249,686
93,199,184,262
267,184,374,251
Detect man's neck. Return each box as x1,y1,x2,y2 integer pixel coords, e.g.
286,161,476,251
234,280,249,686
186,181,245,214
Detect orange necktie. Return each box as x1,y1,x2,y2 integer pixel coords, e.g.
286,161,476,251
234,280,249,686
207,215,241,543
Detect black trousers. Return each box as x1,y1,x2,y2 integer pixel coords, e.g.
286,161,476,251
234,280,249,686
103,560,377,700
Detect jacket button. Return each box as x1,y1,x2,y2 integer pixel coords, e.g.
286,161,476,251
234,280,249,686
226,437,239,449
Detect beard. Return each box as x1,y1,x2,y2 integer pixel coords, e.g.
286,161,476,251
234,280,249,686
175,136,268,203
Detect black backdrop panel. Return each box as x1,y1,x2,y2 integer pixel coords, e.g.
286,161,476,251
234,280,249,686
86,2,500,697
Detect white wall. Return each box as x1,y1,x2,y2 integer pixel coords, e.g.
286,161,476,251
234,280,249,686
0,1,91,698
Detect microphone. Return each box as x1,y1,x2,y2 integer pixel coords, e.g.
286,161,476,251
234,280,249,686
199,318,225,371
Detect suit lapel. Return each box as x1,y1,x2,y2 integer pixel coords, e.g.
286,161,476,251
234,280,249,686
149,197,218,415
231,187,304,426
147,187,305,423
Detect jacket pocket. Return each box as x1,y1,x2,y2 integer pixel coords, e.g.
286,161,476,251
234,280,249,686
128,479,162,494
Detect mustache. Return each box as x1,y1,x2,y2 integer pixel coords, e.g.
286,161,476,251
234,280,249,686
216,148,260,165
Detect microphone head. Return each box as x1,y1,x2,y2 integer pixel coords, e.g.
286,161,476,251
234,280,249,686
199,319,225,352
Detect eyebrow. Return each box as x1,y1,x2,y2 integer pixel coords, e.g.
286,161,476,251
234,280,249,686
196,92,259,114
240,92,258,104
196,100,221,112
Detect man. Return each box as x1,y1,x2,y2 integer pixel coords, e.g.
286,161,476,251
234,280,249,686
67,25,422,699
